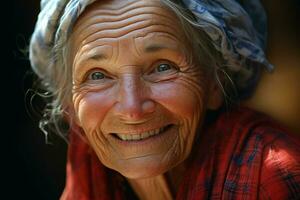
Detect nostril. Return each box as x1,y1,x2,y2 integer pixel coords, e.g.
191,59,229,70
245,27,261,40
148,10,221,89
114,99,156,120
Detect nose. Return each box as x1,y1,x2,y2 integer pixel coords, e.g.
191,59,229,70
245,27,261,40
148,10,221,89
115,75,155,122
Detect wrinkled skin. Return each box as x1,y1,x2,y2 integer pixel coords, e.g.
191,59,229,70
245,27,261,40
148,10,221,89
70,0,222,180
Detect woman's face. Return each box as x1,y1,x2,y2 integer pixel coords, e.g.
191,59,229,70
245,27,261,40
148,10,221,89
70,0,220,179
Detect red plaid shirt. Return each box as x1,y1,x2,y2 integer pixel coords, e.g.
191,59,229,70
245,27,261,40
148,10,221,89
61,107,300,200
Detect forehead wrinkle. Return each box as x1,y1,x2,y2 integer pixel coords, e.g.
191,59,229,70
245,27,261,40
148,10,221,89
76,6,173,31
74,0,138,29
76,0,161,25
72,1,183,54
80,23,180,50
73,9,178,45
134,32,182,47
75,22,181,58
83,18,151,41
74,0,164,33
74,27,183,66
75,12,173,42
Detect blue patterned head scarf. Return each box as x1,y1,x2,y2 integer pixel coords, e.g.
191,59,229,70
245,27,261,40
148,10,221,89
29,0,273,98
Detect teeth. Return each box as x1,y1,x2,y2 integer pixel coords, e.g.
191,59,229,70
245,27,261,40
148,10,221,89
115,127,165,141
149,130,155,136
132,134,139,140
154,129,160,135
119,134,127,141
141,132,150,139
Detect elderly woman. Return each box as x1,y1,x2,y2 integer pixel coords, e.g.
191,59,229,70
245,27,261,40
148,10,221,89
29,0,300,199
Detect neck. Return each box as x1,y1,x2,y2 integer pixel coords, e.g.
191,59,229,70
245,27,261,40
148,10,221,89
128,175,173,200
127,163,187,200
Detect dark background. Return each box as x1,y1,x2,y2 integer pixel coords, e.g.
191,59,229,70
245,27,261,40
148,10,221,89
9,1,67,199
8,0,300,200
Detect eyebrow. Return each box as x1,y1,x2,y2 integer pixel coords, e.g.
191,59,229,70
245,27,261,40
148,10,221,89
87,53,107,61
77,53,108,67
144,44,169,52
144,44,172,53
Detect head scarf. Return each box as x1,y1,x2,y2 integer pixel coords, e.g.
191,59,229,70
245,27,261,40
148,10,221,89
29,0,273,97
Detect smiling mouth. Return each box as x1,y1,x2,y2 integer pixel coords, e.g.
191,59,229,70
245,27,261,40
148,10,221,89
111,124,173,141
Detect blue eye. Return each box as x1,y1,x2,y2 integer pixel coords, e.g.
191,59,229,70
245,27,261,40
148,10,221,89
156,63,172,72
90,71,105,80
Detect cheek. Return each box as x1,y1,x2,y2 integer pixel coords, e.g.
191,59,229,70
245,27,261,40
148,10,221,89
150,77,208,155
151,78,207,122
73,89,115,133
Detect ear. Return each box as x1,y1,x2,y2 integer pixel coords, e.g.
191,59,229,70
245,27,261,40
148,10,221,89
207,79,223,110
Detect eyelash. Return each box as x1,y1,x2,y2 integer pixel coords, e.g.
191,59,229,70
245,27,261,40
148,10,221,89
149,60,179,74
82,60,179,82
84,69,110,82
89,71,105,80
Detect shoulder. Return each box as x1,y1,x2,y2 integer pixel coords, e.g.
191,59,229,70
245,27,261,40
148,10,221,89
214,106,300,147
211,106,300,155
182,107,300,199
258,126,300,199
214,106,300,199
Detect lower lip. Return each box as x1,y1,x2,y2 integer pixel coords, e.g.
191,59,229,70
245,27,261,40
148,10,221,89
109,125,176,147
